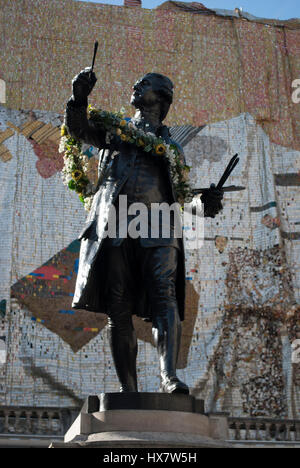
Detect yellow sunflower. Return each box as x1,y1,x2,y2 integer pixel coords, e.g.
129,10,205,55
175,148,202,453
155,143,166,156
120,133,128,142
72,169,83,181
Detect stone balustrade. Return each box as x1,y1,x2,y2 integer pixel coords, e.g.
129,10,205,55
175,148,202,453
1,405,300,447
0,406,77,437
228,417,300,442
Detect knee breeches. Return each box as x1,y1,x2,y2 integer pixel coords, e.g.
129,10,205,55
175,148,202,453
104,238,179,328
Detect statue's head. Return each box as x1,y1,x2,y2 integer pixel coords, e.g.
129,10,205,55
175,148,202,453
130,73,173,121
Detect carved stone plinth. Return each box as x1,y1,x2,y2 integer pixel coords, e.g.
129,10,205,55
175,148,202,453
49,393,232,448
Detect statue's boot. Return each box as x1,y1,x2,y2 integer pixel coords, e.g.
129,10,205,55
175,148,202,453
107,303,138,392
152,305,189,395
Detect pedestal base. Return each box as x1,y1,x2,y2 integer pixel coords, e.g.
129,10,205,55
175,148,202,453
50,393,232,448
51,431,230,448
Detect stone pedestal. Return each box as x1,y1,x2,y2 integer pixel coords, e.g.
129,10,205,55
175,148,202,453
49,393,232,448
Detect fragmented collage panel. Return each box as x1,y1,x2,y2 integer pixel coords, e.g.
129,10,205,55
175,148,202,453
0,102,299,416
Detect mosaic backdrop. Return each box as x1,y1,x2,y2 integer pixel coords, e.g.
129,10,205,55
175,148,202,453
0,0,300,417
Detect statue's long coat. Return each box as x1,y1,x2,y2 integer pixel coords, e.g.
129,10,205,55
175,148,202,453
65,102,186,321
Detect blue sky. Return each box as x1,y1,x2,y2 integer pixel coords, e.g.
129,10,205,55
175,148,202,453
77,0,300,20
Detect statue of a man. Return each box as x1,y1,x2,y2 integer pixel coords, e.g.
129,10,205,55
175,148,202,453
65,68,223,394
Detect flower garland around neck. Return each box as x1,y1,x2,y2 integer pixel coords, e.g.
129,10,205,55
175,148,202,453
60,105,193,211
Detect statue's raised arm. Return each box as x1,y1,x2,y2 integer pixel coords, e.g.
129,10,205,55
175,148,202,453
65,67,107,149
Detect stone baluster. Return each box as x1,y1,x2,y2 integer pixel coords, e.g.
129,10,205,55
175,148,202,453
281,424,287,441
287,423,293,441
265,422,272,441
275,422,281,441
14,410,21,433
25,410,31,434
46,411,52,434
295,421,300,441
30,412,36,434
36,410,43,434
3,410,9,433
8,411,15,433
255,423,262,440
235,422,241,440
244,421,251,440
40,411,48,434
277,422,286,441
57,412,64,435
19,410,26,433
49,411,60,435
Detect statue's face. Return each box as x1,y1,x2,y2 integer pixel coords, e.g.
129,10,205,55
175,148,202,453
130,74,162,109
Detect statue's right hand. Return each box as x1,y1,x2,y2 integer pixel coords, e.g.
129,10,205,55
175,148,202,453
72,67,97,104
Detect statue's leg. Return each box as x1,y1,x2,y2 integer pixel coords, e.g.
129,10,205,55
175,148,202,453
143,246,189,394
107,304,138,392
105,242,138,392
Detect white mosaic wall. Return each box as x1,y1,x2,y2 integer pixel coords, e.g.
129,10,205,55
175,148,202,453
0,106,299,417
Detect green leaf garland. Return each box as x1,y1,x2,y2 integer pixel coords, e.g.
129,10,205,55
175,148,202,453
60,106,193,211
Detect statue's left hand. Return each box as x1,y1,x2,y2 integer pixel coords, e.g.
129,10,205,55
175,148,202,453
201,184,223,218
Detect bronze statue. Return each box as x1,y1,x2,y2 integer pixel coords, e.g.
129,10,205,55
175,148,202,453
65,67,223,394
